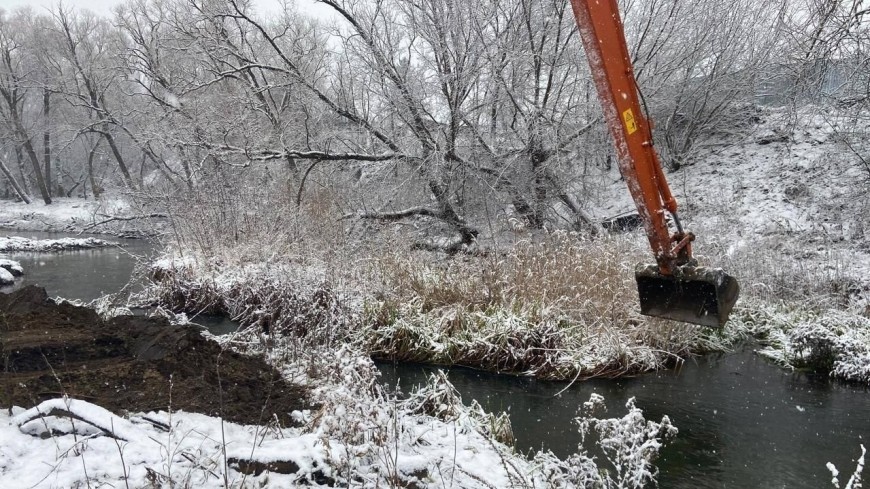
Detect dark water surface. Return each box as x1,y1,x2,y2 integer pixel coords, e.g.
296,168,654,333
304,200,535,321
2,229,867,488
379,349,868,488
0,230,154,301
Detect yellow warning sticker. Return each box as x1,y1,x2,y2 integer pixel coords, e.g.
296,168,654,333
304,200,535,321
622,108,638,135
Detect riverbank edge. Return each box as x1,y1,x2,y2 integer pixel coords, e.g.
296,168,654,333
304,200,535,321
145,250,728,380
0,196,164,238
145,248,870,386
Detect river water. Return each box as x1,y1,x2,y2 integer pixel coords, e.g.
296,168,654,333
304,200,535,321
0,230,154,300
379,355,868,488
2,230,867,488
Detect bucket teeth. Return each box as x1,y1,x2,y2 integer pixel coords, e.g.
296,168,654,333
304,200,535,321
634,264,740,327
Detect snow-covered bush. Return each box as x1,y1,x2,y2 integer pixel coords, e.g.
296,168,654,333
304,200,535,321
147,256,356,354
404,370,515,446
741,305,870,383
528,394,677,488
578,394,677,488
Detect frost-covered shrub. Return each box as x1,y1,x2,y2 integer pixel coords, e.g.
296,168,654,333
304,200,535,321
532,450,604,488
404,370,464,421
791,323,842,371
831,337,870,384
529,394,677,488
147,256,357,351
745,305,870,383
403,371,515,446
578,394,677,488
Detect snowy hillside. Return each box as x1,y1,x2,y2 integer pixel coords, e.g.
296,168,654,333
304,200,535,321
589,107,870,294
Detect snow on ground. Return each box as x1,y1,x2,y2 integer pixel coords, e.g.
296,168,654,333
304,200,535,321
0,236,118,252
587,107,870,281
0,194,154,236
0,267,12,285
0,364,640,488
0,401,311,488
0,197,100,231
0,400,515,489
0,258,23,276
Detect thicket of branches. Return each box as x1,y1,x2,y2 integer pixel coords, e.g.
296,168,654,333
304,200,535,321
0,0,867,244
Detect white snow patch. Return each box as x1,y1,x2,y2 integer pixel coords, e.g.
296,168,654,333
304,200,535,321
0,258,23,276
0,236,118,252
0,267,13,285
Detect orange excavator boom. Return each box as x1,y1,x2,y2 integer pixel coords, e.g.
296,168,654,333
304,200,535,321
569,0,739,327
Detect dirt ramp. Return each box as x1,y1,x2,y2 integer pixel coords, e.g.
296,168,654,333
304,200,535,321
1,286,311,425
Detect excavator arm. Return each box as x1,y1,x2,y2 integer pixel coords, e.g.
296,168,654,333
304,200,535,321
569,0,740,326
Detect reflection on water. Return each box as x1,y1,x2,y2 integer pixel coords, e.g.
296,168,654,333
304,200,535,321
378,347,869,488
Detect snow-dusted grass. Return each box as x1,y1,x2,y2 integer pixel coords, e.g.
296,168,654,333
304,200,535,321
146,229,745,381
364,231,737,378
146,256,353,358
731,303,870,383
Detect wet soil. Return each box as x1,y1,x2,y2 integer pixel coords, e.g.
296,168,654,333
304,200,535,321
0,286,311,425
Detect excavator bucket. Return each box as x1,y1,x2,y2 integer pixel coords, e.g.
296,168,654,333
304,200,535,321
635,264,740,327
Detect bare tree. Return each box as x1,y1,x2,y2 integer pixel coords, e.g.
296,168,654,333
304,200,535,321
0,152,30,202
52,7,137,190
0,10,51,204
616,0,787,169
462,0,603,231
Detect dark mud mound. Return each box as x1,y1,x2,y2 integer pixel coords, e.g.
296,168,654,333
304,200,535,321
0,286,311,425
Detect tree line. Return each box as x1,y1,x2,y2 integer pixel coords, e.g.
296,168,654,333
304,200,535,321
0,0,866,244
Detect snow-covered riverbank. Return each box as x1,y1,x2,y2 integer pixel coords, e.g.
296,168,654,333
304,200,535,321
0,236,118,252
0,312,677,489
0,195,162,237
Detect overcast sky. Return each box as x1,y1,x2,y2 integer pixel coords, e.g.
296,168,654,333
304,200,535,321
0,0,334,19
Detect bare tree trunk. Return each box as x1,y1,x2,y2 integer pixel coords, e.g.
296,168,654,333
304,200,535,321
0,156,31,203
138,152,147,187
87,136,104,199
43,87,52,197
14,145,30,195
21,137,51,204
104,132,135,190
0,80,49,203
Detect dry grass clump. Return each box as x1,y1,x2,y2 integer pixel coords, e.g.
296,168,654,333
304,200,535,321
376,232,641,323
147,257,356,355
364,231,710,379
158,176,364,280
147,179,743,380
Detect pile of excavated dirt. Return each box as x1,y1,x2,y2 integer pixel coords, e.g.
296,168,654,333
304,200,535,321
0,286,311,425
